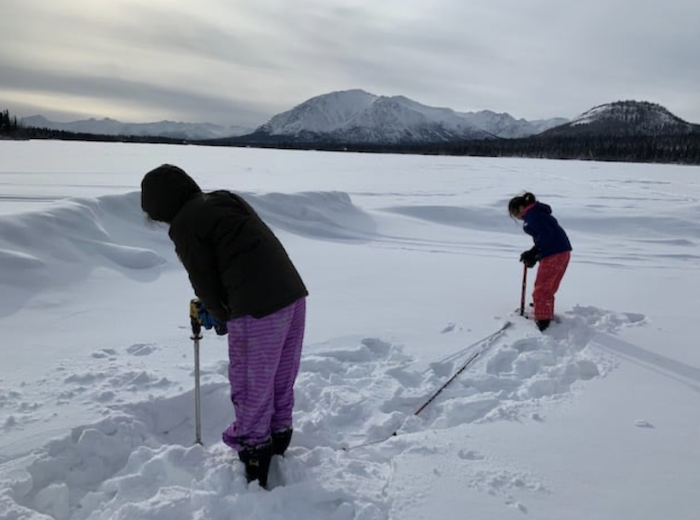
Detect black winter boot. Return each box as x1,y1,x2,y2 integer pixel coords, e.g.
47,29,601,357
271,428,293,456
536,319,551,332
239,439,273,487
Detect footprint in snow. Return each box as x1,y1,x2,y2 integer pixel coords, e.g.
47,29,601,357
126,343,157,356
458,449,485,461
92,348,118,359
441,323,456,333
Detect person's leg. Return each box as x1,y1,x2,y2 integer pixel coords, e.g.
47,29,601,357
271,298,306,433
270,298,306,455
533,251,570,321
549,251,570,302
222,303,298,451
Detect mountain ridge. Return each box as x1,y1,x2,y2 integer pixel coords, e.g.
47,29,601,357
540,100,698,138
249,89,567,144
13,95,700,146
18,115,254,141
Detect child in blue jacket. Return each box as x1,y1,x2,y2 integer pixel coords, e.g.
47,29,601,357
508,192,572,331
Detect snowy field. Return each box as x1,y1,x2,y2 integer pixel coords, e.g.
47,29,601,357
1,140,699,520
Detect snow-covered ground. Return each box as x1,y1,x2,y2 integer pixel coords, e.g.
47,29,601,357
1,140,699,520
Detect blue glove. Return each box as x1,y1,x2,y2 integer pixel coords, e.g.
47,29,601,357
198,307,218,329
194,300,228,335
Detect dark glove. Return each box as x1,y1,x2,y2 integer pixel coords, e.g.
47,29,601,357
191,298,228,335
214,321,228,336
198,307,228,335
520,247,539,268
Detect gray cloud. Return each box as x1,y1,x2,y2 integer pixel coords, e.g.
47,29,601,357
2,0,699,125
0,65,267,126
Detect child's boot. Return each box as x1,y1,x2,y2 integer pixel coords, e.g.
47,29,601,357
536,319,551,331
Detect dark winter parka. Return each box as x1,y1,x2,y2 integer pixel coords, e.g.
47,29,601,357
141,164,308,322
522,202,572,259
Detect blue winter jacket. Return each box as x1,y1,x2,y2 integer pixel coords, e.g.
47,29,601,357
522,202,572,259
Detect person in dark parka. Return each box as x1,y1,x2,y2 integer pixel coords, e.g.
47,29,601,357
508,192,572,332
141,164,308,488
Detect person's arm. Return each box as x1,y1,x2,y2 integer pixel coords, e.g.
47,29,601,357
170,225,229,322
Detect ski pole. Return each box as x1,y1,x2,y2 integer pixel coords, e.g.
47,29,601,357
520,262,527,316
342,321,512,451
412,321,512,417
189,299,204,445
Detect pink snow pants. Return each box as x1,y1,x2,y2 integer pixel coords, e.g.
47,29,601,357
533,251,570,320
222,297,306,451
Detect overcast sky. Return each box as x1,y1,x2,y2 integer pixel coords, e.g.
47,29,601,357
2,0,699,128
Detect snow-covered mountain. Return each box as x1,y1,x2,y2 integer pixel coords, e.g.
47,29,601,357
248,90,566,144
463,110,568,139
252,90,490,144
17,97,699,146
541,101,698,137
20,115,253,140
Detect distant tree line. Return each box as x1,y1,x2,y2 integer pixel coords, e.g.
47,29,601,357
4,107,700,164
225,133,700,165
0,108,185,144
0,109,20,134
409,133,700,164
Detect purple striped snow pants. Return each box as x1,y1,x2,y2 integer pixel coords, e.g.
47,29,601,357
222,297,306,451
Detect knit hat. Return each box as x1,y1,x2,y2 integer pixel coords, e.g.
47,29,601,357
141,164,202,223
